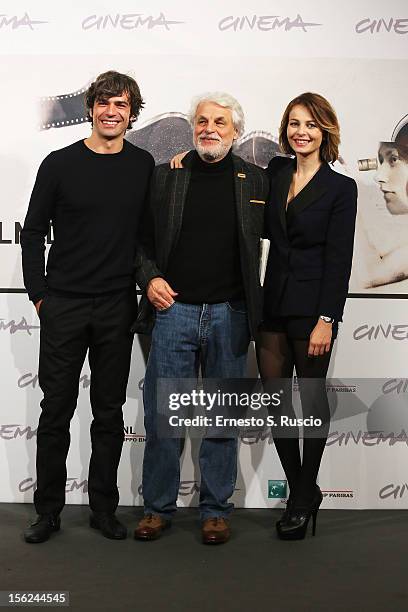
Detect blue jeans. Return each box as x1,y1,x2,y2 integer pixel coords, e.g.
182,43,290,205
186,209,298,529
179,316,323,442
142,300,250,520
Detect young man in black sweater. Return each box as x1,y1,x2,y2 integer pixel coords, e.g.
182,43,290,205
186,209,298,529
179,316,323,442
21,71,154,543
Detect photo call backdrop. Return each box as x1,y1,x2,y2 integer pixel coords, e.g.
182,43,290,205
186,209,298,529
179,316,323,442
1,0,407,510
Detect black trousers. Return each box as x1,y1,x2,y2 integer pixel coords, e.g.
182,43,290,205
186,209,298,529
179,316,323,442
34,289,137,515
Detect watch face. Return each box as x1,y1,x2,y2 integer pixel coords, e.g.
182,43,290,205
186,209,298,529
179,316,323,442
320,316,333,323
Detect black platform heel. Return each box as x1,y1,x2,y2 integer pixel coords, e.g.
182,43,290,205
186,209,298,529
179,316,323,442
276,486,323,540
276,485,321,529
276,496,293,529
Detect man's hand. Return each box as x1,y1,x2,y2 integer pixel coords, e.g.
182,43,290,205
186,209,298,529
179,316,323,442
170,151,188,169
35,299,43,316
308,319,332,357
147,277,178,310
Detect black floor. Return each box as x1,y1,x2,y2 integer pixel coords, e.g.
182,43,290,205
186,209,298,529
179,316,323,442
1,504,407,612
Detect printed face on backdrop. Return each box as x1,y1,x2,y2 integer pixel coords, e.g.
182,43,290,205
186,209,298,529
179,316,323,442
193,101,238,162
376,142,408,215
286,104,323,158
90,92,133,140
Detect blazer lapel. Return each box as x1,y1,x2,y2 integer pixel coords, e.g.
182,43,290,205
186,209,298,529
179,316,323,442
288,162,329,216
274,159,293,236
164,151,193,263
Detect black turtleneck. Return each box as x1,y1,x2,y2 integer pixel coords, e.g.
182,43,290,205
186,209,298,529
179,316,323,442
165,150,244,304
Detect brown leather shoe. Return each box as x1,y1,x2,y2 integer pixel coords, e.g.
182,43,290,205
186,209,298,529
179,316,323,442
201,517,230,544
134,514,170,541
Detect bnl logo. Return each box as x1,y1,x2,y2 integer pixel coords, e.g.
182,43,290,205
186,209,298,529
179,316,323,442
268,480,287,499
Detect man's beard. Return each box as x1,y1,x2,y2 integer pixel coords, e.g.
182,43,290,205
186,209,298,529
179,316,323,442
195,137,232,162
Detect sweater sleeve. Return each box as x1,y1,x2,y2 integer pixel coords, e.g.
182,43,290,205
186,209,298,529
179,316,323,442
20,154,58,303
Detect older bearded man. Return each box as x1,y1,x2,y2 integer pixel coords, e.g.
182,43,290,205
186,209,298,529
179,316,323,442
132,92,268,544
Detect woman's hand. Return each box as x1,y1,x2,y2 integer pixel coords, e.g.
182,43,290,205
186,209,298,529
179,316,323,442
170,151,188,169
308,319,332,356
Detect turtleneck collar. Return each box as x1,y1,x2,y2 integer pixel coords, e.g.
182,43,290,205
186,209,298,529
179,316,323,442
192,148,233,173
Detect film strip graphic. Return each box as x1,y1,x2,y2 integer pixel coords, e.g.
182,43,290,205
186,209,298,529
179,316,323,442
39,85,89,130
39,86,280,167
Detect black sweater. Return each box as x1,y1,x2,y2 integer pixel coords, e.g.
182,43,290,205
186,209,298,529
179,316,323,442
21,139,154,303
165,151,244,303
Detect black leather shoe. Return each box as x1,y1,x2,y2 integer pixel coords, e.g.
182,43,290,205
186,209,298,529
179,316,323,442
24,514,60,543
90,512,127,540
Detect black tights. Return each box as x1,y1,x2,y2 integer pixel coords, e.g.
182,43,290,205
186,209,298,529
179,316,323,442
257,332,332,506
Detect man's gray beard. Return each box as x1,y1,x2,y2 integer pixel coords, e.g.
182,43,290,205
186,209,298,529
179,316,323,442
195,140,232,162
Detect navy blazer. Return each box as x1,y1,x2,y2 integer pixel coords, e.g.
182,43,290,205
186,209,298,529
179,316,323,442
263,155,357,322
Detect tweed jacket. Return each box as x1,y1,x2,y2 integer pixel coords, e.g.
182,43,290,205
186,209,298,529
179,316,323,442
131,150,269,336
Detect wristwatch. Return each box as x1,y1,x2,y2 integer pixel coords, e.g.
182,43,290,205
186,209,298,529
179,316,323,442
319,315,335,323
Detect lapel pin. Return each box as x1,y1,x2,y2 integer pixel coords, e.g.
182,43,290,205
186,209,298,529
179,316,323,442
237,173,246,179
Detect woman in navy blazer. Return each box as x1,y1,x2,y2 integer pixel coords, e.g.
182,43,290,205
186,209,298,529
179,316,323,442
258,93,357,540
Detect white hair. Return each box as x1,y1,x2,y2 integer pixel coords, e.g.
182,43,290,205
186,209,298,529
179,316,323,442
188,91,245,137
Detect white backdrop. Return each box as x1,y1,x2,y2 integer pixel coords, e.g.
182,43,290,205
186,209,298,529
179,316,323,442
1,0,408,510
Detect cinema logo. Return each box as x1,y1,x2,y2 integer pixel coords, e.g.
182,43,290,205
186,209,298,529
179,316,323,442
240,428,273,445
0,424,37,440
327,430,408,447
0,13,48,30
137,481,241,496
124,426,145,443
0,318,39,335
355,17,408,35
382,378,408,394
379,483,408,500
0,221,53,244
82,13,184,31
137,480,200,497
218,14,322,32
19,477,88,493
322,489,354,499
353,324,408,341
18,373,91,389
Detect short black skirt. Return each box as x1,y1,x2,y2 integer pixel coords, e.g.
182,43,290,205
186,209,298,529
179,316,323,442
259,315,338,340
